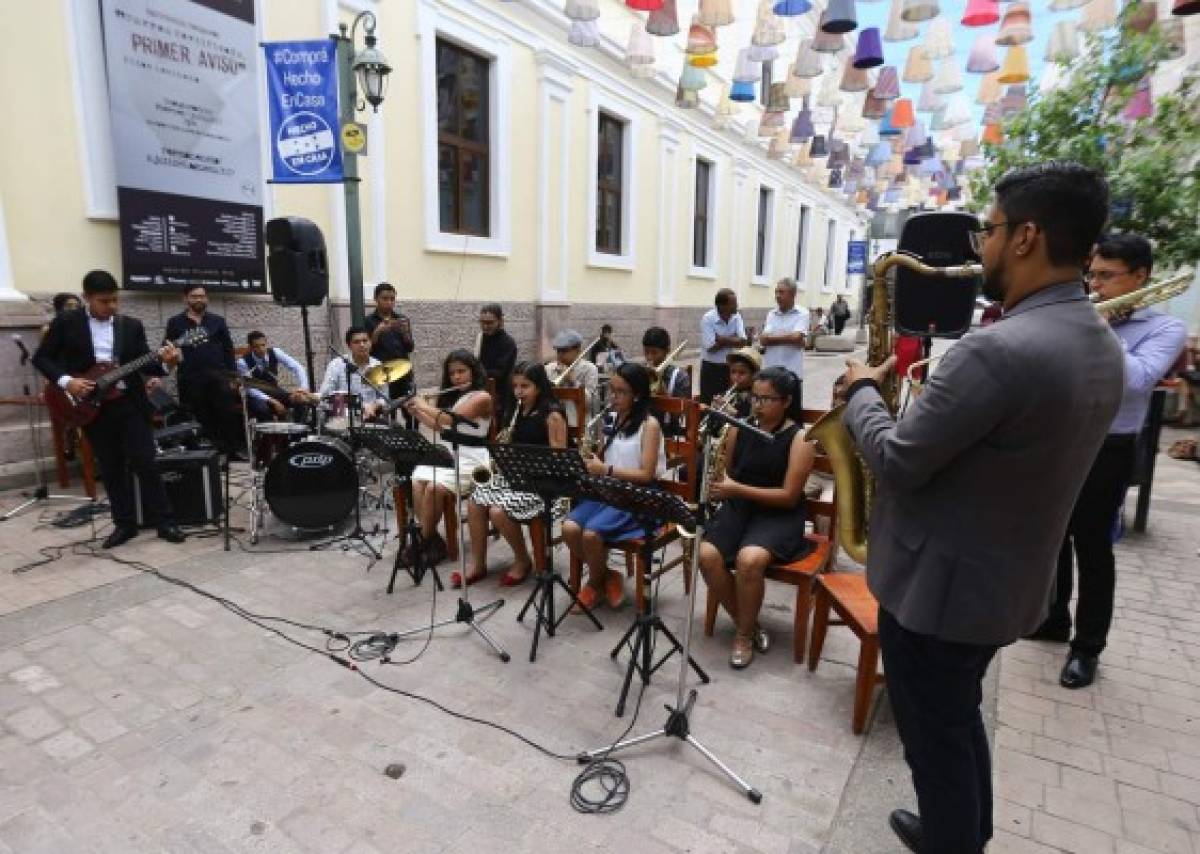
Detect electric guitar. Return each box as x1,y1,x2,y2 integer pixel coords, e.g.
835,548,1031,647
44,327,210,429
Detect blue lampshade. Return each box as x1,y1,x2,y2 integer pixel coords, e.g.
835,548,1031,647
853,27,884,68
879,110,902,135
774,0,813,14
729,79,757,101
822,0,858,33
903,146,923,165
866,141,893,165
919,156,945,176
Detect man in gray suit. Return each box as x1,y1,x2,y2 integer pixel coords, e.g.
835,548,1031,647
842,162,1124,854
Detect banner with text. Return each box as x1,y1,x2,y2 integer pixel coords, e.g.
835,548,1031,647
847,240,868,276
101,0,265,294
263,40,343,183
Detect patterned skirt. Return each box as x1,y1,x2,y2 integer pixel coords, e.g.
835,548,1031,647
470,473,565,522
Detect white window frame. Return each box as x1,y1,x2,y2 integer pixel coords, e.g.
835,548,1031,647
418,5,512,257
751,180,778,286
688,143,721,280
822,217,838,293
587,86,639,271
794,204,810,289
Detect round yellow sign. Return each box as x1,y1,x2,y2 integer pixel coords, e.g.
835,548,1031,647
341,122,366,155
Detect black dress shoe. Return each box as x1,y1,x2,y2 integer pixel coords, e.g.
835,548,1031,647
156,525,186,544
1060,652,1098,689
102,526,139,549
1024,622,1070,643
889,809,922,853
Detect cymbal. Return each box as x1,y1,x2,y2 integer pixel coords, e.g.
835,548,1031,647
366,358,412,386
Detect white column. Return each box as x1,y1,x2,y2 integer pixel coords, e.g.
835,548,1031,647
730,159,751,299
536,50,576,304
0,196,26,302
656,120,681,307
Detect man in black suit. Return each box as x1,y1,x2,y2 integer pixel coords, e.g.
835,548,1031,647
33,271,186,548
164,285,238,448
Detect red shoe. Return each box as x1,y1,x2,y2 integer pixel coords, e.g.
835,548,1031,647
450,569,487,589
604,571,627,610
572,584,600,614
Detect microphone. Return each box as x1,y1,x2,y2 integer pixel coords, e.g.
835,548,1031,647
12,334,29,365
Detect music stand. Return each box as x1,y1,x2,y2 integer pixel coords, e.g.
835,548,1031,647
576,476,709,717
578,425,762,804
352,426,452,592
488,444,603,662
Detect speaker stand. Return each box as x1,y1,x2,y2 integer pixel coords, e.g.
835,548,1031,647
300,305,317,398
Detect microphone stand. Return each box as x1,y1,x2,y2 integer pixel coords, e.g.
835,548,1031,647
392,408,510,662
3,337,95,521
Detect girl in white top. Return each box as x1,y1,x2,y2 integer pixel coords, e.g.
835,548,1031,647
403,350,493,579
562,363,666,611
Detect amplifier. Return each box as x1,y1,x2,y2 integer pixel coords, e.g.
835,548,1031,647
132,449,221,527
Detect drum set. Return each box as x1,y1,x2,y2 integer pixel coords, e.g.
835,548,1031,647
239,358,413,544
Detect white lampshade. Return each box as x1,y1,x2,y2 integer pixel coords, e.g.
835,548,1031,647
626,23,655,66
697,0,735,26
793,38,825,77
884,0,920,40
924,17,954,59
752,0,787,47
733,48,762,83
932,59,963,94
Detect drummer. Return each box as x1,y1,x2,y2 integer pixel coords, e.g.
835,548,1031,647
318,327,389,421
238,331,317,421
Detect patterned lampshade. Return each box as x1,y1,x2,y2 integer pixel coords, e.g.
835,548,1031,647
874,65,901,99
995,1,1033,46
647,0,681,35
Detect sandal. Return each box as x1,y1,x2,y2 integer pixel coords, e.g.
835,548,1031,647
730,634,754,669
604,570,627,609
499,564,532,587
450,568,487,589
571,585,600,614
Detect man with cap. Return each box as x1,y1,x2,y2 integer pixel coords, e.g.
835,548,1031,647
545,329,599,429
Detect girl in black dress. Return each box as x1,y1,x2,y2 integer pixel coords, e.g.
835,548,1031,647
466,362,568,586
699,366,816,669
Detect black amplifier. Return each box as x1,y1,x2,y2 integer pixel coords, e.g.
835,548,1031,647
132,449,221,527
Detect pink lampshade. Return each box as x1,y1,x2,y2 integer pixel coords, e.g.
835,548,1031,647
863,89,889,117
1123,80,1153,120
961,0,1000,26
648,0,681,36
967,33,1000,72
626,0,663,9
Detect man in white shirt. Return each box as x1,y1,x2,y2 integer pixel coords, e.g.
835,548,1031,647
319,327,388,421
759,277,809,408
238,330,316,421
699,288,748,403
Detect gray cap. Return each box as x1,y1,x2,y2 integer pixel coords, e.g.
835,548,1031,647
552,329,583,349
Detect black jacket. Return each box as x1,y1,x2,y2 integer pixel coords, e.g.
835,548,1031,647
33,309,162,412
164,311,234,386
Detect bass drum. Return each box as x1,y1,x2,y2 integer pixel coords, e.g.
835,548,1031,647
264,436,358,529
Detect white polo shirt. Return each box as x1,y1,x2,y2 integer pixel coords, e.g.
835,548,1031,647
762,305,810,379
700,309,747,365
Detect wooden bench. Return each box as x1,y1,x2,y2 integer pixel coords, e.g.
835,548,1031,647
808,572,884,735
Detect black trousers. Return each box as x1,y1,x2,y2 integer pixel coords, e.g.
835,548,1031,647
1043,436,1136,656
699,360,730,404
180,376,243,450
879,608,999,854
833,316,848,334
84,397,173,529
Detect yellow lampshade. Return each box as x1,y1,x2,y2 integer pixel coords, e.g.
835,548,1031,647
996,46,1029,84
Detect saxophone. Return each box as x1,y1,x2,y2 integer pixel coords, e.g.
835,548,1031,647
471,403,521,486
579,407,610,461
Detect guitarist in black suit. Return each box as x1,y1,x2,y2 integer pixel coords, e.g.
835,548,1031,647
33,271,186,548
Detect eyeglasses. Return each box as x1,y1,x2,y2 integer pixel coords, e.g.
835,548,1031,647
967,220,1014,256
751,394,785,405
1083,269,1132,283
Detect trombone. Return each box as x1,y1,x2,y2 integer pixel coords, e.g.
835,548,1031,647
649,340,688,394
552,337,602,387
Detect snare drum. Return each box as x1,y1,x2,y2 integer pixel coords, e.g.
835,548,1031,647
320,392,360,435
251,421,310,469
264,436,358,529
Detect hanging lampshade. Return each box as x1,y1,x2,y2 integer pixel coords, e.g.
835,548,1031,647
565,0,600,21
918,155,946,177
879,110,901,135
1001,84,1027,113
714,86,736,128
823,0,859,31
997,45,1029,84
932,59,963,94
1123,79,1153,120
959,139,979,158
646,0,680,35
941,95,972,128
981,102,1003,124
995,2,1033,46
794,140,813,167
923,18,954,59
859,123,880,144
890,98,916,127
903,146,924,165
626,23,655,65
698,0,736,26
903,45,934,82
853,27,885,68
676,82,700,108
729,79,757,101
929,106,951,130
810,134,829,157
874,65,901,98
812,17,846,52
759,111,786,136
966,33,1000,73
917,83,946,112
1173,0,1200,15
752,1,787,46
684,18,716,53
680,63,708,92
1079,0,1117,31
568,20,600,46
1049,0,1088,9
791,100,816,141
866,141,893,166
901,0,939,22
1045,20,1079,63
626,0,663,9
841,57,872,91
1125,1,1158,33
961,0,1000,26
904,120,928,148
863,89,889,117
732,48,761,82
981,123,1004,145
885,0,920,40
817,71,843,107
768,81,791,111
785,69,812,98
631,63,657,79
1161,18,1187,56
774,0,813,14
769,129,792,158
793,38,824,76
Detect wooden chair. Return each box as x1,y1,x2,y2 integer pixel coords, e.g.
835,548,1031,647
568,396,701,610
808,572,883,735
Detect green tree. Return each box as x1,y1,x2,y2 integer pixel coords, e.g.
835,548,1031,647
967,20,1200,269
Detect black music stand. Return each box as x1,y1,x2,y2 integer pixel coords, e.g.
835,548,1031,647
489,444,603,662
352,427,453,592
578,422,762,804
577,476,709,717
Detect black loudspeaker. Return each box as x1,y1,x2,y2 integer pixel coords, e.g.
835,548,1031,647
894,211,981,338
132,450,221,527
265,217,329,307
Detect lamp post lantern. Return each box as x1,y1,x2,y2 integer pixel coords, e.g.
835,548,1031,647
335,11,390,326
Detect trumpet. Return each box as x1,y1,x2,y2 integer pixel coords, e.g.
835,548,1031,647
649,340,688,394
552,337,602,387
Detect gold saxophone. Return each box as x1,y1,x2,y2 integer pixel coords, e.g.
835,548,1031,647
579,406,610,461
471,402,521,486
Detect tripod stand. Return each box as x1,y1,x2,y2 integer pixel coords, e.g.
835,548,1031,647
578,414,765,802
311,398,381,559
489,443,603,662
2,337,94,521
391,413,509,662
